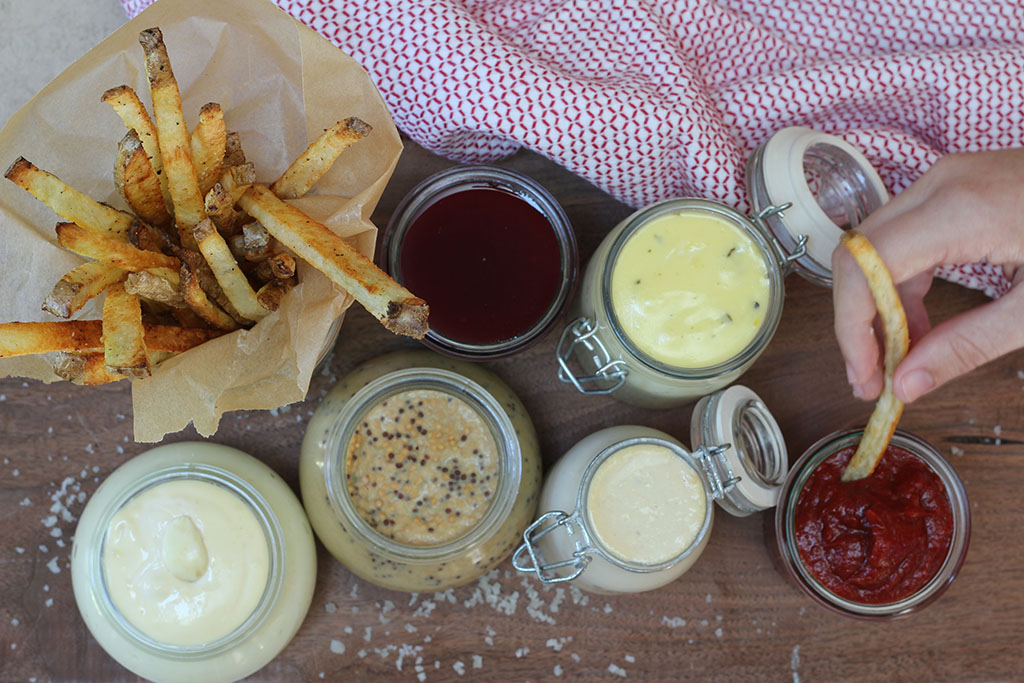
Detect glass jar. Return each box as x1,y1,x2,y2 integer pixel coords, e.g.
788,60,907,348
773,429,971,620
558,127,889,407
514,385,788,594
71,442,316,683
300,350,543,591
381,165,578,360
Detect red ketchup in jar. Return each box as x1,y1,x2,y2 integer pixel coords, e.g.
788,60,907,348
793,444,954,605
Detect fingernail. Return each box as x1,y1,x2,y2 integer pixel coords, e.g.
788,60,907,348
845,362,858,386
899,369,935,402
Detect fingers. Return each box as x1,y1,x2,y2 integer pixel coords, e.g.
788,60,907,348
894,286,1024,402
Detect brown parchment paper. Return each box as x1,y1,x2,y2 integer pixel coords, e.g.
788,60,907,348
0,0,403,441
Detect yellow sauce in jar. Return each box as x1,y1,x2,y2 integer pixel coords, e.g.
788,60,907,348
610,211,770,368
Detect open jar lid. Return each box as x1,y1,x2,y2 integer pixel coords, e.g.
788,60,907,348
745,127,889,286
690,385,788,516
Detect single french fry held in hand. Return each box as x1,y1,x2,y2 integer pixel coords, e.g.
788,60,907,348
841,230,910,482
56,222,180,272
102,282,151,378
270,117,372,199
239,185,429,338
139,27,206,248
192,219,267,322
115,130,172,228
102,84,171,212
191,102,227,196
5,158,132,239
42,262,126,318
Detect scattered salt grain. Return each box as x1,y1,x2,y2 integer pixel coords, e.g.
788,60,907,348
625,655,635,663
472,655,483,669
45,598,53,608
19,498,31,506
553,664,563,677
453,661,465,676
324,602,337,614
608,663,627,677
330,639,345,655
715,627,723,637
344,626,353,635
12,469,19,477
515,647,530,658
15,547,25,554
662,616,686,628
706,593,712,603
11,618,19,626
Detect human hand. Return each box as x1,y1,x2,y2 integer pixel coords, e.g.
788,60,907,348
832,148,1024,403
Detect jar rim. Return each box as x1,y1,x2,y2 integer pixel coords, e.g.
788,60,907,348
322,365,523,561
775,428,971,619
600,197,786,380
89,464,285,657
575,436,714,574
381,165,579,360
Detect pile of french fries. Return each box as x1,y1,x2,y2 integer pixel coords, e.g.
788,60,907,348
1,27,427,386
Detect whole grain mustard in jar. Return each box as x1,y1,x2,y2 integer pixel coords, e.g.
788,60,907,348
514,386,789,594
558,127,890,407
300,350,542,592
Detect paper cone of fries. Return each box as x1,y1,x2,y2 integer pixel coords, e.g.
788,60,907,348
0,0,404,441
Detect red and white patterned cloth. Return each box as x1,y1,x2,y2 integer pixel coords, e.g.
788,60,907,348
121,0,1024,297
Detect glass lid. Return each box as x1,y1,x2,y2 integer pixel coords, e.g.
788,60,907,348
746,126,889,286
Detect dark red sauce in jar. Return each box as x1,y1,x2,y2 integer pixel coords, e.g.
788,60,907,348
793,444,954,605
397,187,562,345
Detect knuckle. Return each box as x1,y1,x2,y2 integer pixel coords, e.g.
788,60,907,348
942,329,993,375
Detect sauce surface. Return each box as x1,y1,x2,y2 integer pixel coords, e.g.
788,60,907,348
398,187,562,345
345,388,499,545
102,479,271,646
793,445,954,604
586,443,706,565
610,211,769,368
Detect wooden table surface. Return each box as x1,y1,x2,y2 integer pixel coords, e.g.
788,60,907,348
2,137,1023,683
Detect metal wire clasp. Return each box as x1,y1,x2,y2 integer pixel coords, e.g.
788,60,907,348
753,203,808,275
694,443,738,500
512,510,593,584
556,317,628,395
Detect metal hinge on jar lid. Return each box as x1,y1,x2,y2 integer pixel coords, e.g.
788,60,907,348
746,126,889,287
691,385,789,516
556,317,629,394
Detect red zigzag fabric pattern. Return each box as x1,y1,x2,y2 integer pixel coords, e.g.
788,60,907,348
120,0,1024,297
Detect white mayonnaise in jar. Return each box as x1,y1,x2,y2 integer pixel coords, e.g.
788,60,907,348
71,442,316,683
514,386,788,594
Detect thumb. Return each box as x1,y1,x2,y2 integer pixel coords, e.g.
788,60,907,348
894,287,1024,402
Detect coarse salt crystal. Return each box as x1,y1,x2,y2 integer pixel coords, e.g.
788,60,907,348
472,655,483,669
330,639,345,654
453,661,465,676
608,663,627,677
325,602,337,614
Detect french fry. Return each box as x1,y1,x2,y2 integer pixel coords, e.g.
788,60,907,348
179,262,239,331
256,279,293,312
102,84,171,212
5,157,132,240
192,219,267,321
254,252,296,282
242,221,272,261
222,131,246,167
42,262,126,318
270,117,371,199
52,350,175,386
0,321,222,357
56,222,179,272
191,102,227,196
139,27,206,248
102,282,151,378
841,231,910,482
174,245,250,325
220,163,256,192
204,183,248,235
125,270,185,308
239,185,428,338
129,218,176,253
115,130,172,228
